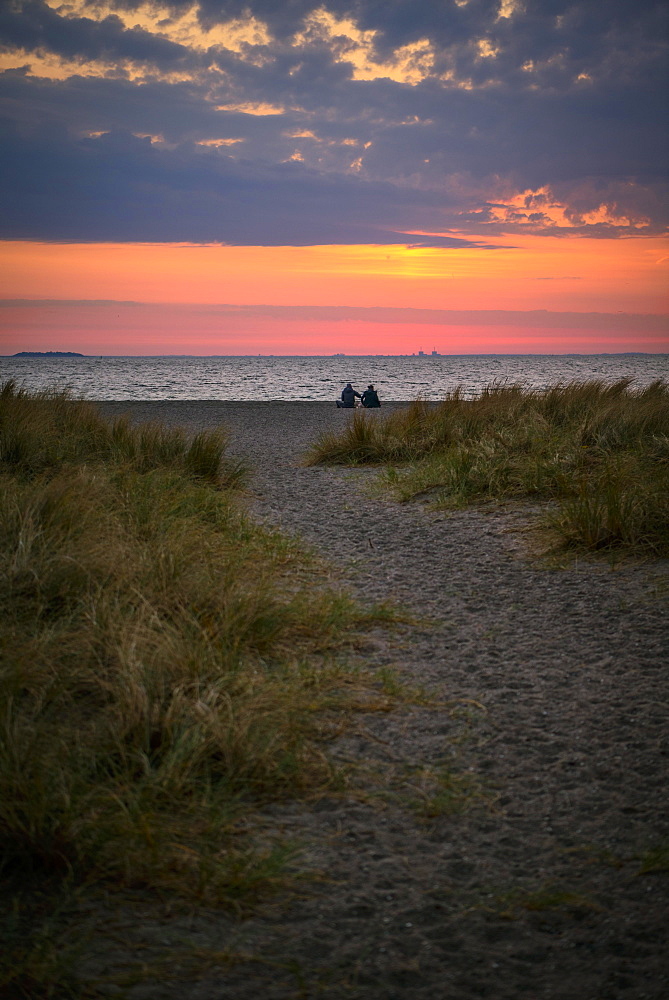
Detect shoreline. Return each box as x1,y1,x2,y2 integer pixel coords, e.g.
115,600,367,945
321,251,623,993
5,354,668,407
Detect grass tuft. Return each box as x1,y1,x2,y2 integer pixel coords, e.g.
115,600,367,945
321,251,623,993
636,841,669,875
0,381,389,919
307,379,669,556
409,764,489,819
496,883,602,919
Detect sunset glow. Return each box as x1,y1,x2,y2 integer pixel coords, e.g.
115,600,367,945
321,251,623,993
8,237,669,309
1,235,667,355
1,1,667,355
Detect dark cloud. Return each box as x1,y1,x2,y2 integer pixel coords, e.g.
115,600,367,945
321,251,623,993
0,120,496,244
194,304,669,331
0,0,190,66
0,0,666,243
4,299,666,334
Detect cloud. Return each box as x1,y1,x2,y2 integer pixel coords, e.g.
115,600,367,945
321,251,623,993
0,0,191,68
4,298,667,333
0,0,667,243
0,120,505,244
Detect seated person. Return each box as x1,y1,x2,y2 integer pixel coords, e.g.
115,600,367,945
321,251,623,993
336,382,362,407
361,384,381,408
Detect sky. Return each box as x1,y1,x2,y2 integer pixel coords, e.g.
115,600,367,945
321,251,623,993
0,0,667,355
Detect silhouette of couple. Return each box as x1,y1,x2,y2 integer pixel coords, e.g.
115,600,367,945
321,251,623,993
336,382,381,408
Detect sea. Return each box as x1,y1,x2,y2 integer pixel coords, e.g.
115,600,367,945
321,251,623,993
1,354,668,402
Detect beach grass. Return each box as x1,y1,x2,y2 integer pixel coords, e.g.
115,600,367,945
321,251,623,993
306,379,669,556
0,380,396,989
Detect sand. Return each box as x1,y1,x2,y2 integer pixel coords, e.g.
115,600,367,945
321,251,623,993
89,401,669,1000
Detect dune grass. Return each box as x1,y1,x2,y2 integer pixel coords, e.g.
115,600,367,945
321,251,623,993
0,380,396,993
306,379,669,556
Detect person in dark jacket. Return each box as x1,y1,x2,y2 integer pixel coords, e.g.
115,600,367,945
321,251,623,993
361,384,381,407
336,382,361,407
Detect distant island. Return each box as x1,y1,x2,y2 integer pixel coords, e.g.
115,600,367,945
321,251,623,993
13,351,85,357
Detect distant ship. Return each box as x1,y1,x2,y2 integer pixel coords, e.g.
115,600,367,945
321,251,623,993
416,348,441,356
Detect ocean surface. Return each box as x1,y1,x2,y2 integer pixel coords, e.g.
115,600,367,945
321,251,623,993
2,354,668,401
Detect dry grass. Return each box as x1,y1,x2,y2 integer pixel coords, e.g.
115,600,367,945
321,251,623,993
307,379,669,556
0,381,398,994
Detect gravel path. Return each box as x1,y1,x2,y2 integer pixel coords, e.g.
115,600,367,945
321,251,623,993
93,401,669,1000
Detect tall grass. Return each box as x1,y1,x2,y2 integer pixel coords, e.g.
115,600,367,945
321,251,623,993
0,379,247,486
307,379,669,555
0,382,384,920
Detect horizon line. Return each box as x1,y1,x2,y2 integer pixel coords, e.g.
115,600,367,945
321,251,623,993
4,352,665,359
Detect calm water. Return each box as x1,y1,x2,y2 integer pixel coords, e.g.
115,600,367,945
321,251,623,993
1,355,667,401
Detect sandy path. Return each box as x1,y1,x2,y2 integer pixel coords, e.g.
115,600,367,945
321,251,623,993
93,402,669,1000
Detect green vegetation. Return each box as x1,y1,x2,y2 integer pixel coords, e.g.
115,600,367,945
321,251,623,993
495,883,602,919
408,764,489,819
0,380,397,993
636,841,669,875
307,379,669,556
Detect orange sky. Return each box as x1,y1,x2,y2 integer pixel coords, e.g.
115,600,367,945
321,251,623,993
1,235,668,354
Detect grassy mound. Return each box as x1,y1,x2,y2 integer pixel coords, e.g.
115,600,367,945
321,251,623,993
0,381,384,915
307,379,669,556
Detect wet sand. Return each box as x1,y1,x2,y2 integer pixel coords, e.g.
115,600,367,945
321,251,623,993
90,401,669,1000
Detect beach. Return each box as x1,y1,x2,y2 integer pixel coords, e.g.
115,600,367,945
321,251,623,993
87,400,669,999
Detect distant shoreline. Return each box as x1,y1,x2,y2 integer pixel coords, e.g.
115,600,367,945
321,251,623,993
5,352,661,359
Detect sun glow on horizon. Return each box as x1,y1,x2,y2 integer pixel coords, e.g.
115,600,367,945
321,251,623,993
2,237,667,309
1,236,667,356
